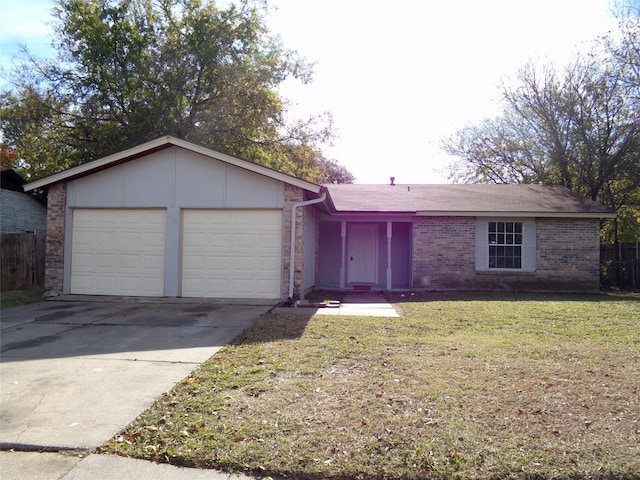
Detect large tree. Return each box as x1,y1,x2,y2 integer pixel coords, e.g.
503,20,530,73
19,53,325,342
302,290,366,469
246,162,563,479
444,11,640,243
0,0,353,183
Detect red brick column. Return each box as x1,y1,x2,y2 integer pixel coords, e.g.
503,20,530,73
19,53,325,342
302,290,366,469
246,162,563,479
45,182,66,292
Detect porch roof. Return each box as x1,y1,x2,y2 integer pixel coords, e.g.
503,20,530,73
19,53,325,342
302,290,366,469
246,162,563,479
322,184,616,218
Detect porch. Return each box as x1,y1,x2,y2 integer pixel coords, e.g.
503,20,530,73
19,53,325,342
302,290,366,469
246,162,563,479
317,218,412,291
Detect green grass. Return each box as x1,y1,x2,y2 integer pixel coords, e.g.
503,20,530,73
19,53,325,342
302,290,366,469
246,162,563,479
0,288,45,309
103,292,640,479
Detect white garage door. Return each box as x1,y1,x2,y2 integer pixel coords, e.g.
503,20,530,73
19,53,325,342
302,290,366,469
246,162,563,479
70,209,166,296
182,209,282,299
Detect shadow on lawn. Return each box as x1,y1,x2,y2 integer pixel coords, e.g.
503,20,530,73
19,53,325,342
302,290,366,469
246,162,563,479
230,311,315,345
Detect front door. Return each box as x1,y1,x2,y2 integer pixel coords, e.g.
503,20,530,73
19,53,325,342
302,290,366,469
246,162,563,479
347,224,378,284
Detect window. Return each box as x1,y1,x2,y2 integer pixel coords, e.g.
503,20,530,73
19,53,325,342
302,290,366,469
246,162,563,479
488,221,522,269
475,218,535,272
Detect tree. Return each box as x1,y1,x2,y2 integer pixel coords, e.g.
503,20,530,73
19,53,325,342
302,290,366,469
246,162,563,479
0,0,352,183
444,13,640,244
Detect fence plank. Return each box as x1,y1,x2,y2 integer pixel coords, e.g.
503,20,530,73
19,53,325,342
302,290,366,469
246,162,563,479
1,233,37,290
601,242,640,262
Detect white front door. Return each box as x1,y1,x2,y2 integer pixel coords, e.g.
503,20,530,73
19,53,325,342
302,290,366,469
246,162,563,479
347,224,378,284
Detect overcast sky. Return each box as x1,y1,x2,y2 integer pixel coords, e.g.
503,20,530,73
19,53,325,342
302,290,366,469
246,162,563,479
1,0,617,183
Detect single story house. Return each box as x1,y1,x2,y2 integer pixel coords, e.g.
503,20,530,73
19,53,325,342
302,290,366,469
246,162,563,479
23,136,616,299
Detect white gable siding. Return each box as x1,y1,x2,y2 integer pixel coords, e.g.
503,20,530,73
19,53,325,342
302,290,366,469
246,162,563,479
66,146,286,209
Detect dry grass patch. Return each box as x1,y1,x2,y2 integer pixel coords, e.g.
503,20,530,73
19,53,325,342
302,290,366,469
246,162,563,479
102,293,640,479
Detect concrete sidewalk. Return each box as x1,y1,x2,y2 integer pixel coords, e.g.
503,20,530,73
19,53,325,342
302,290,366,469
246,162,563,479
0,451,259,480
272,293,401,317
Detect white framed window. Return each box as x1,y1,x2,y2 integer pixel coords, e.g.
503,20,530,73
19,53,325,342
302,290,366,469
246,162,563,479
476,218,536,272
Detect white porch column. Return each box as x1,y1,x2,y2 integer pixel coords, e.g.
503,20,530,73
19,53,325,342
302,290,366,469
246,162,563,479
386,221,392,290
340,220,346,288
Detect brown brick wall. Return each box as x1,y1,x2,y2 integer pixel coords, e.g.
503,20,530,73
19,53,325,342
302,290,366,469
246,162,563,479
45,182,66,292
412,216,601,292
282,184,305,299
534,217,601,291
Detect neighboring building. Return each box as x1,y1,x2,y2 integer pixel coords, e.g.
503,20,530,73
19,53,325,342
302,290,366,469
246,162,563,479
23,136,616,299
1,168,47,288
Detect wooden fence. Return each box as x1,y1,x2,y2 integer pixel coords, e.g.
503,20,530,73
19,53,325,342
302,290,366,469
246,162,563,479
600,242,640,262
601,242,640,290
1,232,45,290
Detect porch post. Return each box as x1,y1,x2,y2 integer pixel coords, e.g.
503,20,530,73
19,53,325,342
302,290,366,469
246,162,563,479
340,221,346,288
386,221,392,290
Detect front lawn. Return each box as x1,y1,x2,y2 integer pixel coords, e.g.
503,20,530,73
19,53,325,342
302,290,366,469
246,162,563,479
103,293,640,479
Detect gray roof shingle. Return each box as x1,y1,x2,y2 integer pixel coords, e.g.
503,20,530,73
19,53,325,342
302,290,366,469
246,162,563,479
322,184,615,217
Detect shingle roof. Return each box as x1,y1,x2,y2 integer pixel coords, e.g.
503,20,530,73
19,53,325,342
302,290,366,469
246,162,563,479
322,184,616,218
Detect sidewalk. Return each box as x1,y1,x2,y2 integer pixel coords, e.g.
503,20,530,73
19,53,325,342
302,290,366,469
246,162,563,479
0,451,261,480
272,293,401,317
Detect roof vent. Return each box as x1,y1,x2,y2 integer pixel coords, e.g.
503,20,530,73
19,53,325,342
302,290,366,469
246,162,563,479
390,176,395,186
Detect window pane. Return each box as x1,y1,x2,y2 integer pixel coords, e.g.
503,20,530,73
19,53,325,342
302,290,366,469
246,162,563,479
487,222,524,270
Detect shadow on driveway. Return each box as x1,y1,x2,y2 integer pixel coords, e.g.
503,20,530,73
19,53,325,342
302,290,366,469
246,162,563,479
0,298,272,450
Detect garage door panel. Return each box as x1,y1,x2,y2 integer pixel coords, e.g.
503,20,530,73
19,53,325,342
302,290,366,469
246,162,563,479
71,209,166,296
182,209,282,299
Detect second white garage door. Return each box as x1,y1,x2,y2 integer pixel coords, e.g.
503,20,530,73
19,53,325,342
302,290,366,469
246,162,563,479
182,209,282,298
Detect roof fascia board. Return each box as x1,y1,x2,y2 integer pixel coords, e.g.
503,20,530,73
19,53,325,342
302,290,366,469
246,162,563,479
24,136,173,191
24,135,322,194
319,212,415,222
416,210,616,219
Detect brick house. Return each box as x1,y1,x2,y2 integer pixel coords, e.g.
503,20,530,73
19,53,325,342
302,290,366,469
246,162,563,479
24,136,615,299
318,184,615,293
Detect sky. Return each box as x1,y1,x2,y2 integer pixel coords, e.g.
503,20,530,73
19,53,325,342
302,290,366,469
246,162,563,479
0,0,617,183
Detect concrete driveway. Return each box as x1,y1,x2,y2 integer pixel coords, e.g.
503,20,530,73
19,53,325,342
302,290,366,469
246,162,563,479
0,298,272,451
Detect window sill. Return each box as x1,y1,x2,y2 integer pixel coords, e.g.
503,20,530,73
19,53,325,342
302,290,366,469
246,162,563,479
476,269,536,275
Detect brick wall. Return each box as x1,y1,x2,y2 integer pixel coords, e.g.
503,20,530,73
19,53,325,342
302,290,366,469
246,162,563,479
534,218,601,291
413,216,477,290
282,184,305,299
45,182,66,292
412,216,602,292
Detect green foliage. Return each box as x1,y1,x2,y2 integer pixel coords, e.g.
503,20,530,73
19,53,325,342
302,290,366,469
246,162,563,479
0,0,352,183
444,13,640,243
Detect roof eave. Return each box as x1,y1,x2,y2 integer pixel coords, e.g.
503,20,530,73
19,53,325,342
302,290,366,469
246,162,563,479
416,210,617,218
